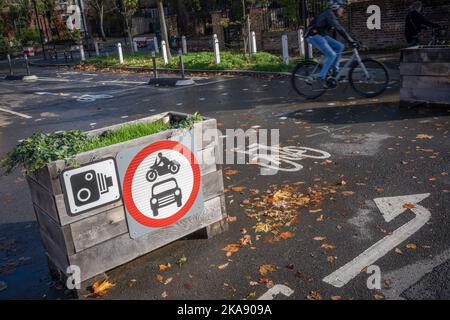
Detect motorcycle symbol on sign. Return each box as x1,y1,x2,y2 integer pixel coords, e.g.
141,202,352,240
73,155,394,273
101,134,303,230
146,153,182,217
146,153,180,182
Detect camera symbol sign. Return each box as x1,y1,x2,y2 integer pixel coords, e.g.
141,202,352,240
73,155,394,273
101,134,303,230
61,158,121,216
119,140,202,235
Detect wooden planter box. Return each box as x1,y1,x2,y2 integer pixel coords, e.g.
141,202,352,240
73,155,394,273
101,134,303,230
26,112,227,283
400,47,450,105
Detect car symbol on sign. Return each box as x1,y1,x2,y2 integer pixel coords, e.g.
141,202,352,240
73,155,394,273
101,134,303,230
150,178,182,217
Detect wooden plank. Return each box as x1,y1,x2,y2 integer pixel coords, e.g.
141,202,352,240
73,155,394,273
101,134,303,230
402,48,450,63
206,193,229,238
401,75,450,89
31,161,63,195
400,63,450,77
55,194,123,226
34,205,75,255
199,145,218,176
70,206,128,253
26,175,60,224
400,87,450,104
69,170,225,252
68,195,225,281
40,230,70,273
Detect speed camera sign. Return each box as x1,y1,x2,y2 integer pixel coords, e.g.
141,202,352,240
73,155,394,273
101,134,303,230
61,158,121,215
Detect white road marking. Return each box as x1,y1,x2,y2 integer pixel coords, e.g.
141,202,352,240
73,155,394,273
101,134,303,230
306,125,352,138
323,193,431,288
382,248,450,300
258,285,294,300
0,107,32,119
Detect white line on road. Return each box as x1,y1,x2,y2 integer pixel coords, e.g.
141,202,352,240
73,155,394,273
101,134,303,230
307,125,352,138
258,285,294,300
323,193,431,288
0,107,32,119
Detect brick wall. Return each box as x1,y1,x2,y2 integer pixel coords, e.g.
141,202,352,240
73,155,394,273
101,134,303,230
347,0,450,48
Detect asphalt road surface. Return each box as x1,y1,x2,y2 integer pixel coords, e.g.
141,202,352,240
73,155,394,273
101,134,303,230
0,61,449,300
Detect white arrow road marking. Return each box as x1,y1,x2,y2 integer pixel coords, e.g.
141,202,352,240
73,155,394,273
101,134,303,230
0,107,32,119
323,193,431,288
257,285,294,300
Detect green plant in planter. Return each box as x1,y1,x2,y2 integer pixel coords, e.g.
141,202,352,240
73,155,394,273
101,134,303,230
1,114,204,175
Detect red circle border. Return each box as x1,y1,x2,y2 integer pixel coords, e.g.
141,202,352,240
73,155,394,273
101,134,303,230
122,140,201,228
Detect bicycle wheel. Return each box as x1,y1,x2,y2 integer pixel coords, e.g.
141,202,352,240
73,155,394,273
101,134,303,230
349,58,389,98
291,61,327,99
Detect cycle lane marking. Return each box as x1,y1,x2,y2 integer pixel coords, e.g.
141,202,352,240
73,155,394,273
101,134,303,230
258,285,294,300
323,193,431,288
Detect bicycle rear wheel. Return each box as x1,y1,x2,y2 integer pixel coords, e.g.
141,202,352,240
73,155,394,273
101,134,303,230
349,59,389,98
291,61,327,99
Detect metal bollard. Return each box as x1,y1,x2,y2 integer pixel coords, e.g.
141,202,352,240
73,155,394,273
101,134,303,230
281,35,289,65
181,36,187,54
161,40,168,65
24,54,30,76
251,31,257,54
94,41,100,57
151,51,158,79
179,49,185,80
117,43,124,64
79,45,86,61
308,43,313,60
213,34,220,64
298,29,305,57
7,54,13,76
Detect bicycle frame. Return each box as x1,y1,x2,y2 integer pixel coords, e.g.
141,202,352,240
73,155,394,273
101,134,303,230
311,48,370,81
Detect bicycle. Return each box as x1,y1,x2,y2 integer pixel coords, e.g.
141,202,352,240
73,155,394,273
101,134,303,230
291,43,389,100
428,26,448,46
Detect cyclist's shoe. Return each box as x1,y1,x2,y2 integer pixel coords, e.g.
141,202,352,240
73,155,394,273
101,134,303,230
330,68,339,78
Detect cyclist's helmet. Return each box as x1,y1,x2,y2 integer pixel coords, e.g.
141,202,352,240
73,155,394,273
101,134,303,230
328,0,347,10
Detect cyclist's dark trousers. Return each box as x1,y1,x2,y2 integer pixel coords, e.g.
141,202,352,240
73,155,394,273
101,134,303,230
406,34,419,47
307,34,344,80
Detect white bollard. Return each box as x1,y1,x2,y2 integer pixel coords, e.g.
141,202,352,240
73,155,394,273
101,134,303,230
161,40,168,65
182,36,187,54
250,31,257,54
213,34,220,64
117,43,123,64
154,36,159,53
133,40,138,53
79,44,85,61
94,41,100,57
281,35,289,65
298,29,305,57
308,43,313,59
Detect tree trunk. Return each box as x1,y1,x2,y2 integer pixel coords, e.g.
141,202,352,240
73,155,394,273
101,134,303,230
157,0,171,58
99,6,106,41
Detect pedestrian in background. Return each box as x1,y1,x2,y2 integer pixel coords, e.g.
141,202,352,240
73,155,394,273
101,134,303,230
405,1,440,47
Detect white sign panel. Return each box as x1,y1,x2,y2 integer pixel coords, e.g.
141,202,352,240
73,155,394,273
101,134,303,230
117,139,203,239
61,158,121,215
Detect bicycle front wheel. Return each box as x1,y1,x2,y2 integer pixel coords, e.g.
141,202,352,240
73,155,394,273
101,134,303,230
349,59,389,98
291,61,327,100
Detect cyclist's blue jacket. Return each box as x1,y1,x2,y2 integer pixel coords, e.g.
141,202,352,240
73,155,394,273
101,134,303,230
305,9,354,43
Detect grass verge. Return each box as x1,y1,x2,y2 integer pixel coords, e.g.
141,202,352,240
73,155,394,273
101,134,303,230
83,51,303,72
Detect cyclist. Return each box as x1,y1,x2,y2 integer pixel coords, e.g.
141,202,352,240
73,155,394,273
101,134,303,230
305,0,356,88
405,1,441,47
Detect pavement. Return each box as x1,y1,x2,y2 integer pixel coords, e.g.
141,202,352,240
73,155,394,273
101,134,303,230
0,55,449,300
